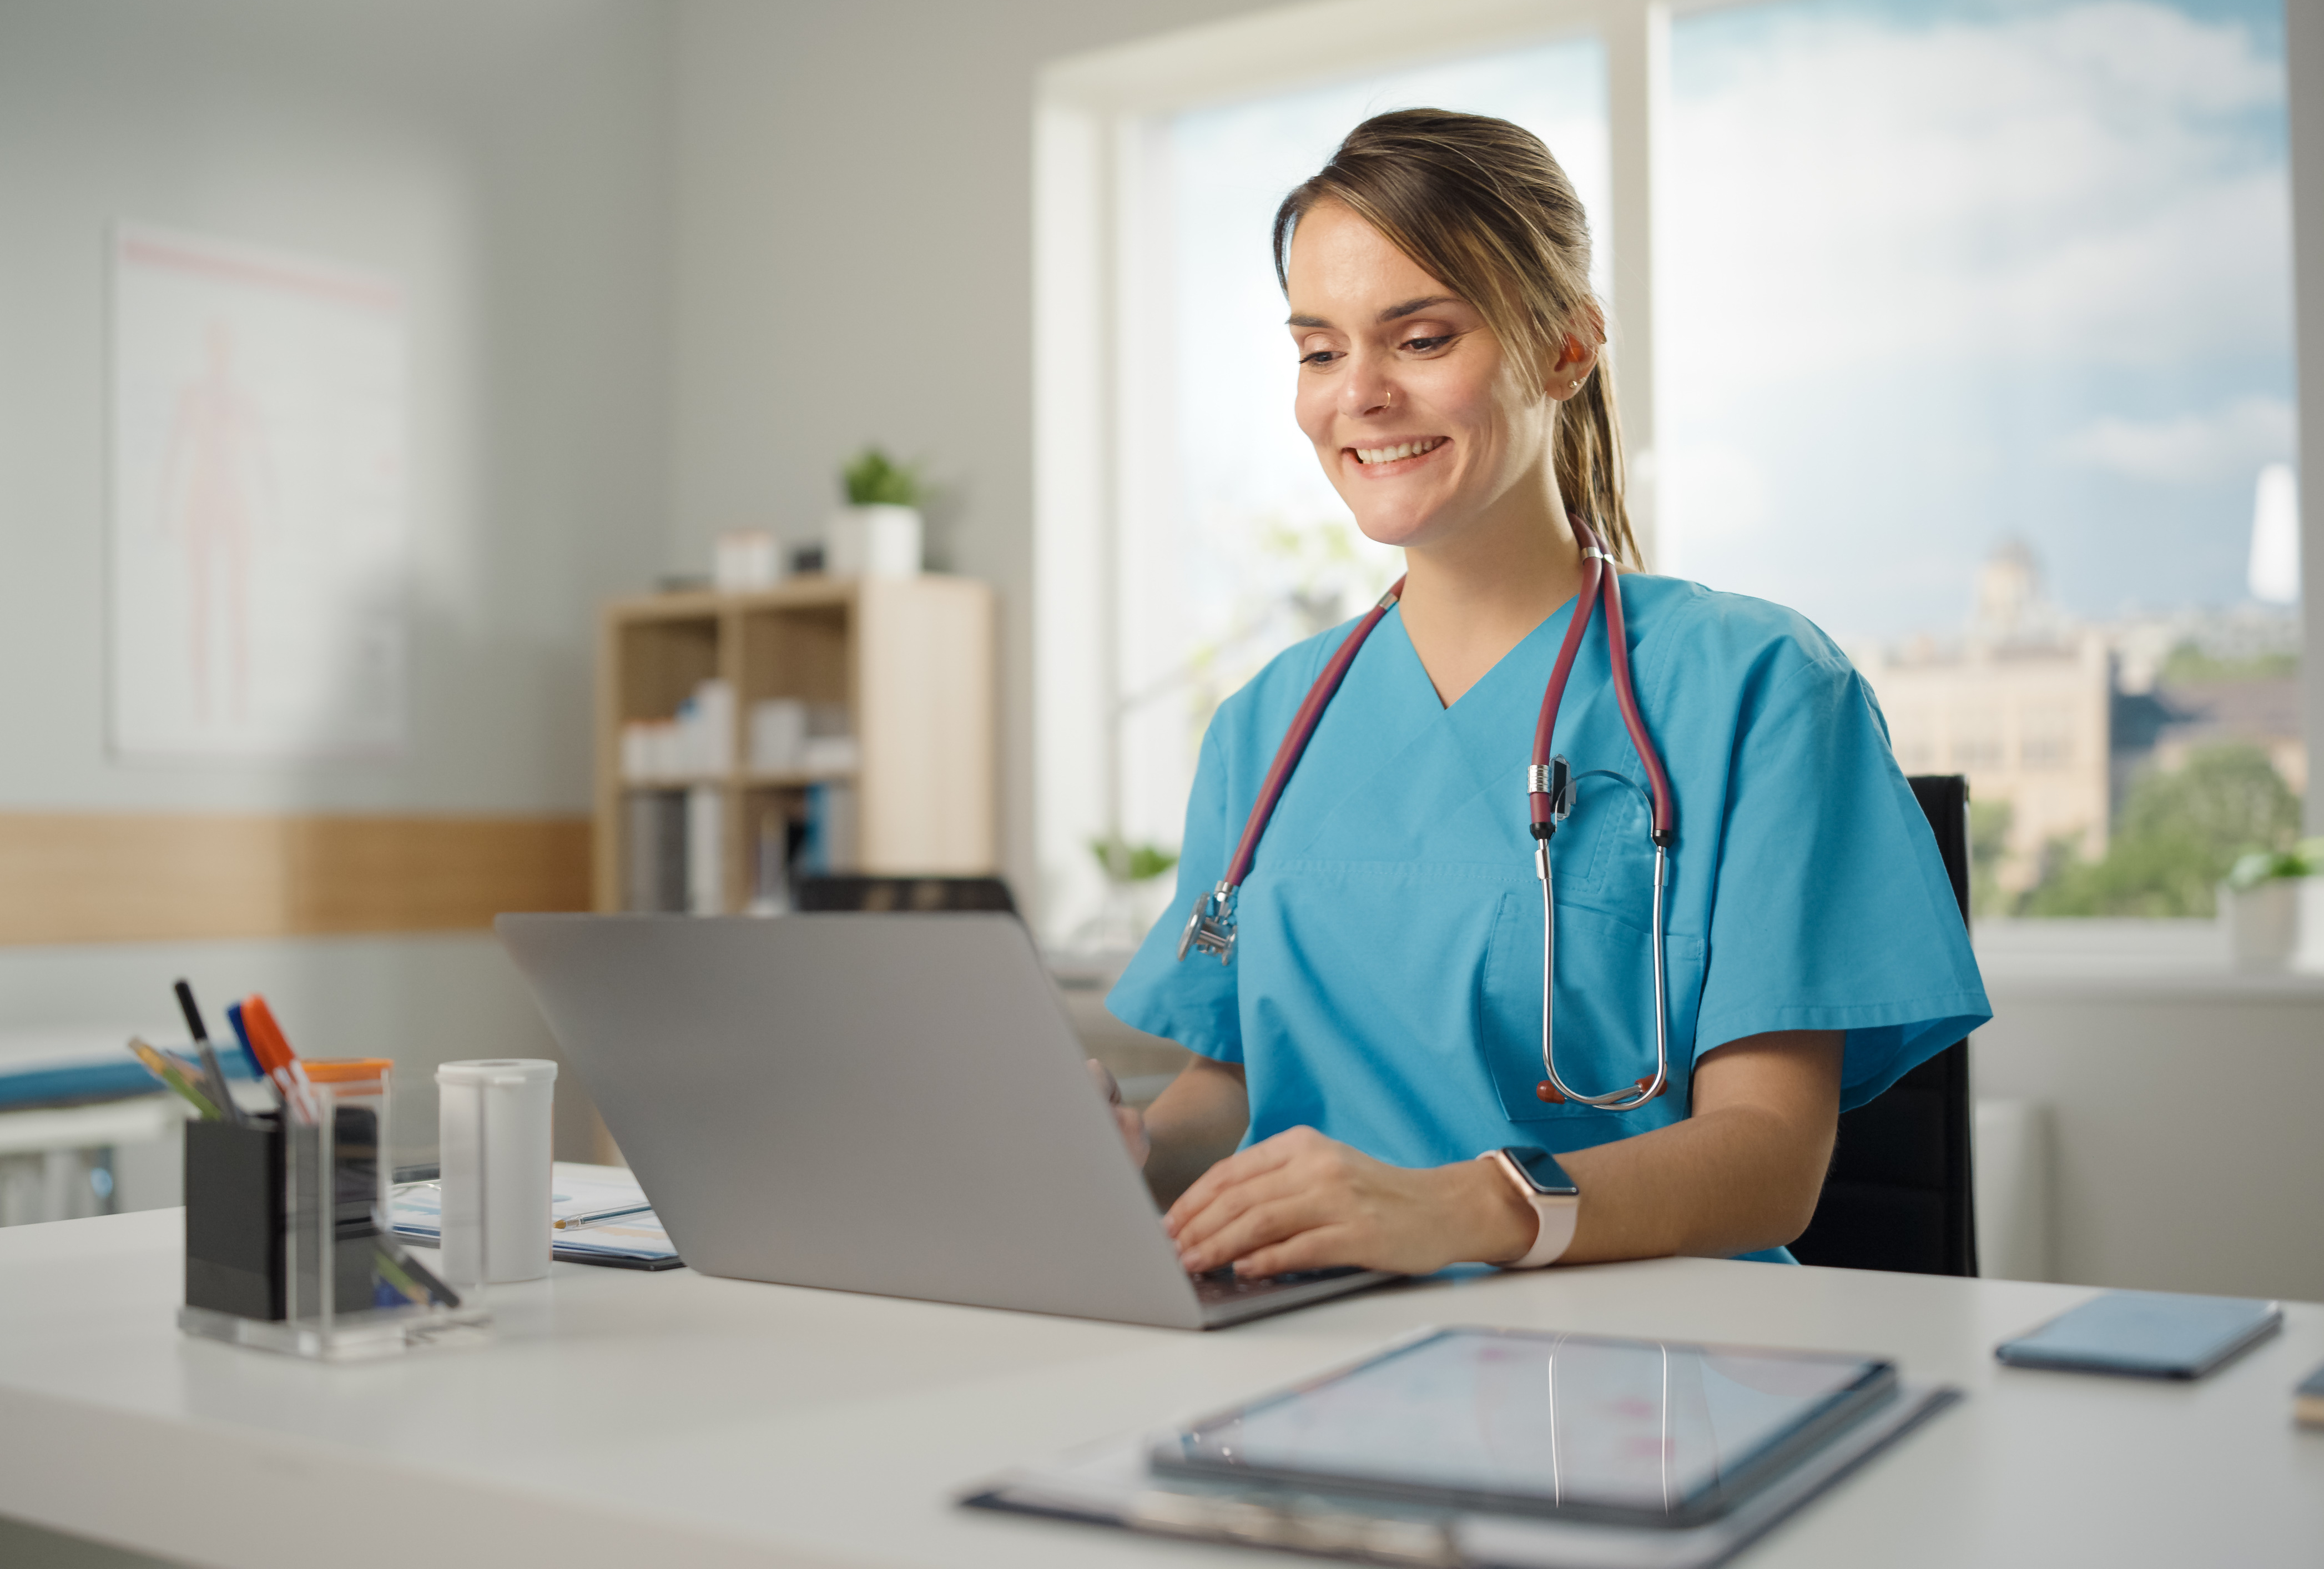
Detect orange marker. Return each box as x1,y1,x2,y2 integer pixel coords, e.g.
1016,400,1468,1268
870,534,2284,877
239,994,315,1122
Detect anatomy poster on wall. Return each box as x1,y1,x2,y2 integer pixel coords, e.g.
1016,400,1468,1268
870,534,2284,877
110,224,407,759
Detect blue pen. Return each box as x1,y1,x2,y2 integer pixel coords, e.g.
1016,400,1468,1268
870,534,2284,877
221,1002,280,1108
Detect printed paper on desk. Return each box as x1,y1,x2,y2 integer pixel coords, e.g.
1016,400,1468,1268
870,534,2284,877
553,1214,678,1265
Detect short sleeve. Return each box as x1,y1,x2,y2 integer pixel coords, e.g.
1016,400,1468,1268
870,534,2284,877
1105,723,1244,1063
1692,655,1991,1110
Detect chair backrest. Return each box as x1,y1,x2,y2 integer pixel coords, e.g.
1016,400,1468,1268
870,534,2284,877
794,875,1018,916
1787,775,1979,1276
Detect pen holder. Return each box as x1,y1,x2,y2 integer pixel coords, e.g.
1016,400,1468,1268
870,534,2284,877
178,1065,491,1360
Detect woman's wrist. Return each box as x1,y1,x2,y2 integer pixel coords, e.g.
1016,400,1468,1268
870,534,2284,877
1444,1158,1542,1266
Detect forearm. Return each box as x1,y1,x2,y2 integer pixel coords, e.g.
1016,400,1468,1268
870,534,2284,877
1143,1055,1248,1147
1162,1030,1841,1278
1552,1108,1826,1262
1141,1056,1250,1205
1552,1030,1843,1263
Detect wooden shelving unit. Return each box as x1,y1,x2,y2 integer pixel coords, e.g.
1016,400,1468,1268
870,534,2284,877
593,575,996,912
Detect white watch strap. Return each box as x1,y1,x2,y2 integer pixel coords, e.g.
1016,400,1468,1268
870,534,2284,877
1483,1150,1580,1269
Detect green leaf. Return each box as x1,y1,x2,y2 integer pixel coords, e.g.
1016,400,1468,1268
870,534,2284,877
1088,836,1179,883
841,446,922,507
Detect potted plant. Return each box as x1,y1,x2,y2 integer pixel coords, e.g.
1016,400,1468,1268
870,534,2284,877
826,446,924,578
2221,837,2324,972
1084,836,1178,952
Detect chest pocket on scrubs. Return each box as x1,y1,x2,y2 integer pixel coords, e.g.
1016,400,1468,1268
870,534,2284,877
1475,878,1707,1128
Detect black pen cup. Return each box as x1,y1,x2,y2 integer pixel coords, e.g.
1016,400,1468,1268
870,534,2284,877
184,1113,286,1320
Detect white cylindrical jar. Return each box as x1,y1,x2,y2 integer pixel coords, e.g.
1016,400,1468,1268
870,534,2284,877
436,1058,558,1285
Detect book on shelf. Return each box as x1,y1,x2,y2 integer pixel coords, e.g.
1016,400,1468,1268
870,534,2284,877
623,792,687,913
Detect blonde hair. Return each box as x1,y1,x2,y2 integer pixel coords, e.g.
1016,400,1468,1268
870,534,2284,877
1272,108,1636,566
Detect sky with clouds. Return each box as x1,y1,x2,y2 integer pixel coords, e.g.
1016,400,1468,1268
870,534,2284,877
1656,0,2294,642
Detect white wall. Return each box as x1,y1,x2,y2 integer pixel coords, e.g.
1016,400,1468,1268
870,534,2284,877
0,0,671,816
663,0,1292,921
1974,924,2324,1303
0,0,675,1160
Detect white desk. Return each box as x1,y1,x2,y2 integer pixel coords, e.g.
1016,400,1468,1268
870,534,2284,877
2,1210,2318,1568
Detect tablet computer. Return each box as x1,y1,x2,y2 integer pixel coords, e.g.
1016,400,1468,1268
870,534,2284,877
1149,1325,1898,1529
1994,1291,2282,1379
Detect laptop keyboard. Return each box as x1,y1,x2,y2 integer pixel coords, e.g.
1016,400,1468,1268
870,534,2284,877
1192,1265,1367,1304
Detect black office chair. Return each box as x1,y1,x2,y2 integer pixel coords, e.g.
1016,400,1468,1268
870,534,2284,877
1787,775,1979,1276
794,875,1018,915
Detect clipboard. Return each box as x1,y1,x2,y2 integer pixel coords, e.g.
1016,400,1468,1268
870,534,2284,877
964,1368,1958,1569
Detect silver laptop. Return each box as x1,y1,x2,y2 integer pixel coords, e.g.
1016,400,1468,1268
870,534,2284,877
495,912,1393,1329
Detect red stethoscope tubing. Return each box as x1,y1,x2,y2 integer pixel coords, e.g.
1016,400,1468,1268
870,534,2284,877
1219,579,1407,891
1532,519,1675,841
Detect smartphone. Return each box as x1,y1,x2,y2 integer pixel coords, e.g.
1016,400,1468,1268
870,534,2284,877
1995,1291,2282,1380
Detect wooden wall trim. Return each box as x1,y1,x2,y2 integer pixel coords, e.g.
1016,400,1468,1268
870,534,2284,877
0,813,592,945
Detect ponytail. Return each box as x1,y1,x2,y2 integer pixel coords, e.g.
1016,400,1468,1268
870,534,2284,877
1556,358,1634,565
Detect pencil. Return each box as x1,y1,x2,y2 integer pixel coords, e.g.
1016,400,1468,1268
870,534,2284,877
126,1037,221,1120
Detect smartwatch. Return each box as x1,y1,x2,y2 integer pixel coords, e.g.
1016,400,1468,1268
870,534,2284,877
1478,1145,1581,1269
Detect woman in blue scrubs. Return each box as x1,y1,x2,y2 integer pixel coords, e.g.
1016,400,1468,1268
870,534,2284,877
1104,109,1989,1276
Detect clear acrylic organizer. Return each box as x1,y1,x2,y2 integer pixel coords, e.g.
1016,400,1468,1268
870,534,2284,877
179,1061,492,1360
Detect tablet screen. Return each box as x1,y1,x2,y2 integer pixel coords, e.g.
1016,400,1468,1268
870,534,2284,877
1156,1327,1893,1525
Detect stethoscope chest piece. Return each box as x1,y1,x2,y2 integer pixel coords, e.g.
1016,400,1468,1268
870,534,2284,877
1177,880,1238,964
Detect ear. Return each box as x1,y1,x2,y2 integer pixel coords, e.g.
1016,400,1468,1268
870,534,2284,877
1547,333,1600,400
1547,303,1606,400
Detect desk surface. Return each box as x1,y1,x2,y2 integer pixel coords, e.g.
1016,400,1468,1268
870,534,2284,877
2,1209,2319,1569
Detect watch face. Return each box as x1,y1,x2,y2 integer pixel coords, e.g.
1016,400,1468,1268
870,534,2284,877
1503,1145,1580,1198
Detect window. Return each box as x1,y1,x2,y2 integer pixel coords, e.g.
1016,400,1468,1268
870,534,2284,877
1038,0,2310,945
1661,0,2300,918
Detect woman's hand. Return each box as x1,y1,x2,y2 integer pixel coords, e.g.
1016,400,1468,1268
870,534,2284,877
1086,1059,1150,1168
1163,1126,1536,1277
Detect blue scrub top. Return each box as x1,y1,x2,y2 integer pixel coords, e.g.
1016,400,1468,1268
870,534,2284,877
1108,574,1991,1262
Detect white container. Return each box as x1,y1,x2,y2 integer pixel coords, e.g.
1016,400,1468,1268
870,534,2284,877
2221,879,2300,972
825,504,922,578
2296,876,2324,974
713,530,781,591
800,734,860,773
749,697,808,771
683,678,735,775
436,1058,558,1285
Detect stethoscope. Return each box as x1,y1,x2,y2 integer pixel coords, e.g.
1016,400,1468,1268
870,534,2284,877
1176,518,1677,1112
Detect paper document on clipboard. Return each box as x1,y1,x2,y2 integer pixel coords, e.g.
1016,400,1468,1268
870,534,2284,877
389,1163,680,1267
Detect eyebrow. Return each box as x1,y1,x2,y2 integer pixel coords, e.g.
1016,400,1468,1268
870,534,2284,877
1286,294,1461,329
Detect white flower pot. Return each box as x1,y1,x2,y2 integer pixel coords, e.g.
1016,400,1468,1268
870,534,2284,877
2221,878,2300,972
2296,876,2324,974
825,505,922,579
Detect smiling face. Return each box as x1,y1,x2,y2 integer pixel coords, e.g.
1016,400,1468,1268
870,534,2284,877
1286,200,1560,553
